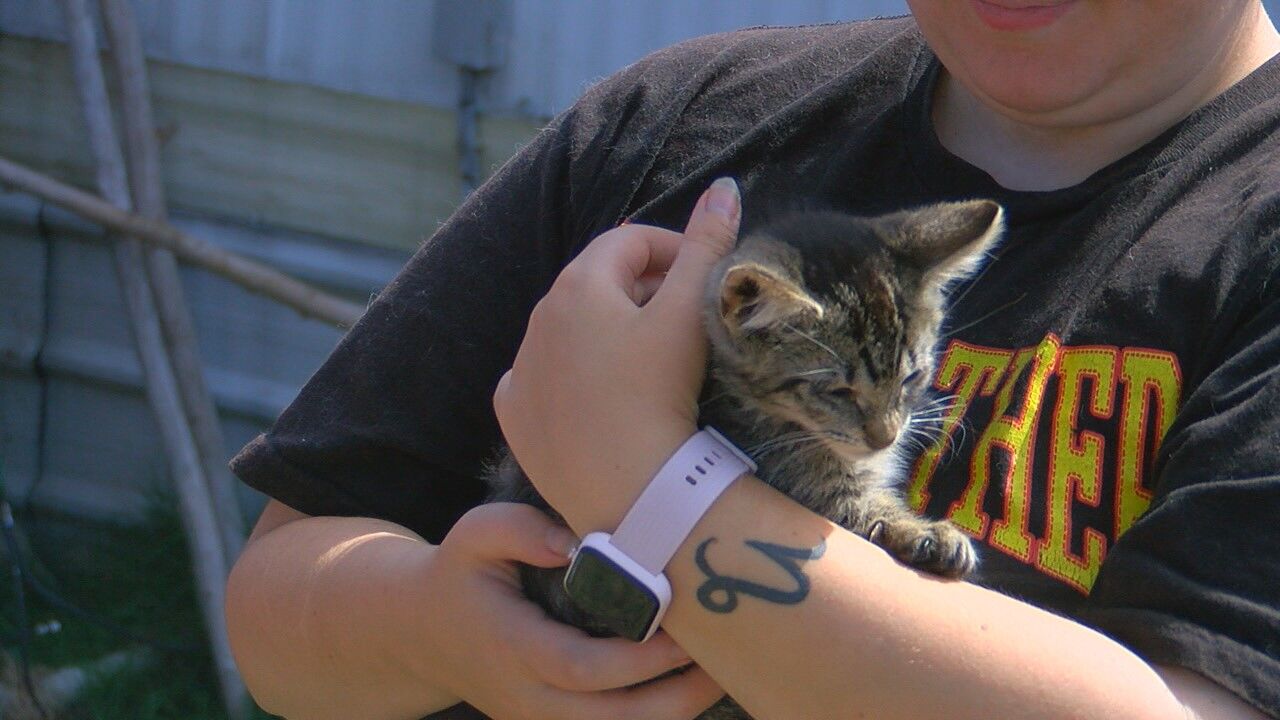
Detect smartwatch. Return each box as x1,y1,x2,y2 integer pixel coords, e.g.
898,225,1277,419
563,427,755,641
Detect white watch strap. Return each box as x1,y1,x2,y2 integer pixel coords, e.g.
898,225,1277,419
609,427,756,575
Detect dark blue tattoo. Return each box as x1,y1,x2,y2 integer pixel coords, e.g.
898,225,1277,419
695,537,827,613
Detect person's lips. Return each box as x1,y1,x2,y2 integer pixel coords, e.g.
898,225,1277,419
969,0,1078,31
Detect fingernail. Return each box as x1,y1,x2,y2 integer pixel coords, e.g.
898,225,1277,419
706,177,740,221
545,526,578,558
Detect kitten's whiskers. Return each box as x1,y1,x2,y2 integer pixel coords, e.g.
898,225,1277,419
781,323,844,366
789,367,843,379
942,293,1026,340
748,431,829,458
900,404,973,462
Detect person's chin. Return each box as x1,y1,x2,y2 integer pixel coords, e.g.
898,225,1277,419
942,45,1114,122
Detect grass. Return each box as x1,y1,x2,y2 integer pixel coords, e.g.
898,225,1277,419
0,490,276,719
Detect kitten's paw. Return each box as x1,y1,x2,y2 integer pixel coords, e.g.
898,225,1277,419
868,519,977,579
909,522,976,578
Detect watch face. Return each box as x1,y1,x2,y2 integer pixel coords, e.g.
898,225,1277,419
563,546,661,642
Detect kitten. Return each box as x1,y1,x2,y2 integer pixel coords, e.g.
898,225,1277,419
485,199,1003,718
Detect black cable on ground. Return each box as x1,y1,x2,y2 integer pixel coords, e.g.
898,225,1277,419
1,189,55,719
0,54,203,710
12,559,201,655
0,455,202,657
3,502,50,720
2,201,201,652
23,199,55,512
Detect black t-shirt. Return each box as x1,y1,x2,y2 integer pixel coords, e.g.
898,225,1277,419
232,17,1280,717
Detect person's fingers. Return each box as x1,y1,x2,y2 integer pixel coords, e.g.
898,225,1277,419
651,177,742,315
633,271,667,305
620,225,684,280
564,224,684,306
582,662,725,720
447,502,576,568
525,627,694,693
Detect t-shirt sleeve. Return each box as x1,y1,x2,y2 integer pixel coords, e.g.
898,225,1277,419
1079,255,1280,717
228,26,776,543
227,39,717,543
229,124,571,542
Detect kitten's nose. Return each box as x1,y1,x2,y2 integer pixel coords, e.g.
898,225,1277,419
864,419,899,450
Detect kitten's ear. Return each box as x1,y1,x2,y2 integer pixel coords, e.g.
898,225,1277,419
719,263,823,335
882,200,1004,284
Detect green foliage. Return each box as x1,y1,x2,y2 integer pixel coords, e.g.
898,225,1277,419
0,492,275,719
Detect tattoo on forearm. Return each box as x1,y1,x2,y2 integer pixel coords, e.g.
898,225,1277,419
694,537,827,613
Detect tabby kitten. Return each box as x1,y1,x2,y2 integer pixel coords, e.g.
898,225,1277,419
486,199,1003,717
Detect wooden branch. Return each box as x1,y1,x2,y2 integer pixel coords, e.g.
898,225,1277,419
59,1,247,717
101,0,247,564
0,154,366,329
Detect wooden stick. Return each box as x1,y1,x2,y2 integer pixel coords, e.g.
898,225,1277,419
59,1,248,717
101,0,247,564
0,155,365,329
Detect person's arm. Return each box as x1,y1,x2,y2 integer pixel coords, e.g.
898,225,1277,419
658,473,1266,720
493,179,1272,720
226,500,455,718
226,499,722,720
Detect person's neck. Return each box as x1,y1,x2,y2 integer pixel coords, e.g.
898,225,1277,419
933,13,1280,192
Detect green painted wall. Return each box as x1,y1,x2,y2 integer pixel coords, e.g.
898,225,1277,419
0,35,544,252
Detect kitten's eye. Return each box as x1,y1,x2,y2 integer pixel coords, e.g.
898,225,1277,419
827,387,856,400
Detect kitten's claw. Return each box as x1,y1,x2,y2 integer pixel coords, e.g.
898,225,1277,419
918,524,976,579
870,518,977,579
910,535,937,565
867,520,885,545
861,511,976,578
950,538,975,569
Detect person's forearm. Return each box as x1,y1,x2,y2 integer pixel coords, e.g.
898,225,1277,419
225,515,458,719
661,476,1189,720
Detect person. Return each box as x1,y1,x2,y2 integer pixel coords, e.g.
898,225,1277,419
224,1,1280,718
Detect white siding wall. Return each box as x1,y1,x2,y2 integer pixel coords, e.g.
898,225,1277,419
0,192,401,518
1,0,909,118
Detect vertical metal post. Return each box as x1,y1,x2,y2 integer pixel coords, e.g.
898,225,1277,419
432,0,512,199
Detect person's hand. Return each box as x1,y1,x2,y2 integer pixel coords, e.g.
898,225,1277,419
421,503,725,719
493,178,742,535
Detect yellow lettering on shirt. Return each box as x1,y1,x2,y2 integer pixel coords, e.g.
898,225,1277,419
982,336,1061,561
907,342,1014,513
1037,346,1116,592
909,335,1182,595
1115,349,1182,538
